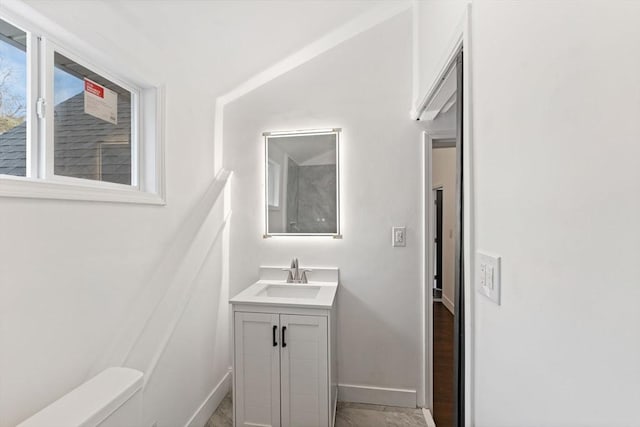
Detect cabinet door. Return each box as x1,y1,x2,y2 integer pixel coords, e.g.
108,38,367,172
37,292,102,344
280,315,329,427
234,312,281,427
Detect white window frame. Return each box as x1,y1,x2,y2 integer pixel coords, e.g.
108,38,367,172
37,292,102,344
43,41,141,187
0,2,165,205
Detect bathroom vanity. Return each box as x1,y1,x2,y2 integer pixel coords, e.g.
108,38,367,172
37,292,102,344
230,267,338,427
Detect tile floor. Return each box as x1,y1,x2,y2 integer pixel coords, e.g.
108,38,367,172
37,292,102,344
206,393,428,427
335,402,427,427
205,393,232,427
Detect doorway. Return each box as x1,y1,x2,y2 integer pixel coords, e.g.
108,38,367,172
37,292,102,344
431,140,458,427
419,48,465,427
433,187,443,301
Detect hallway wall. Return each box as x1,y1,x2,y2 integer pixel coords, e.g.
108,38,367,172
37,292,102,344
432,147,456,312
471,2,640,425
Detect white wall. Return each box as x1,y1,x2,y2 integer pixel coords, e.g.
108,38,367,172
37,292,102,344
471,1,640,425
432,147,456,311
224,11,424,399
413,0,468,109
419,1,640,425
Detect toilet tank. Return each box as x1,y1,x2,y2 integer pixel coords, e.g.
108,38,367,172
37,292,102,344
17,367,144,427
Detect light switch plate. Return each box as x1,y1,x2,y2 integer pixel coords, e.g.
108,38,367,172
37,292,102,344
392,226,406,247
477,252,501,304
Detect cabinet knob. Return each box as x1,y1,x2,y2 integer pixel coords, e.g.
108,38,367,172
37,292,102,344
272,325,278,347
282,326,287,348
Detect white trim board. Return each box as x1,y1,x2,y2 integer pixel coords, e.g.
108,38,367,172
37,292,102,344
338,384,416,408
184,369,232,427
442,295,455,315
461,6,475,426
422,408,436,427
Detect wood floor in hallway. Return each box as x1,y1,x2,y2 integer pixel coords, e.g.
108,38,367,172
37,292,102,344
432,301,454,427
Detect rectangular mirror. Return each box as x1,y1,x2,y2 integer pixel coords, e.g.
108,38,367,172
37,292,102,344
264,129,340,236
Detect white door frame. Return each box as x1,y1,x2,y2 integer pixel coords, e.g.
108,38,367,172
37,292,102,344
416,5,474,426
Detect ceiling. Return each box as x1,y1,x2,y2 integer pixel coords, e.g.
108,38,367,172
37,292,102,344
23,0,391,97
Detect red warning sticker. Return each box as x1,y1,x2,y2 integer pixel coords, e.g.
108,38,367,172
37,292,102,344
84,78,117,124
84,79,104,98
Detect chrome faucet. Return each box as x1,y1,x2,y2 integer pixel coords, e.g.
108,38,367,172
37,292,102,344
284,258,310,283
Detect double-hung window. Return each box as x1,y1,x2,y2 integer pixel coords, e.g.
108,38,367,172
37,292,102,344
0,11,164,203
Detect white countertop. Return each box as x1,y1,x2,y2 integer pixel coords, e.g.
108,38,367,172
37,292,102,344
230,279,338,309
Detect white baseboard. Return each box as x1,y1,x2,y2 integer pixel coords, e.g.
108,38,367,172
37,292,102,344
442,294,455,315
422,408,436,427
185,369,232,427
337,384,416,408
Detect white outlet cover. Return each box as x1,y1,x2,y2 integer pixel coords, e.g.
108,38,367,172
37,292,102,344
392,226,406,247
477,252,501,305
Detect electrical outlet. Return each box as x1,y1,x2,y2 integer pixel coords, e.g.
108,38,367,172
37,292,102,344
477,252,501,305
392,226,406,247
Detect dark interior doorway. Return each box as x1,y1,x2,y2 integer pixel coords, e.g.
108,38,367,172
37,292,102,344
433,188,443,300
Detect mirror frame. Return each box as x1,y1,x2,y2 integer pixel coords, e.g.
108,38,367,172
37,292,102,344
263,128,341,238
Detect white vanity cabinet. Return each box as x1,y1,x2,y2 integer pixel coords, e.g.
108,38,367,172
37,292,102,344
230,271,338,427
233,312,282,426
234,311,333,427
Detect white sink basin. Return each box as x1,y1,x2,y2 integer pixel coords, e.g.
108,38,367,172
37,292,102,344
258,284,321,299
230,272,338,309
